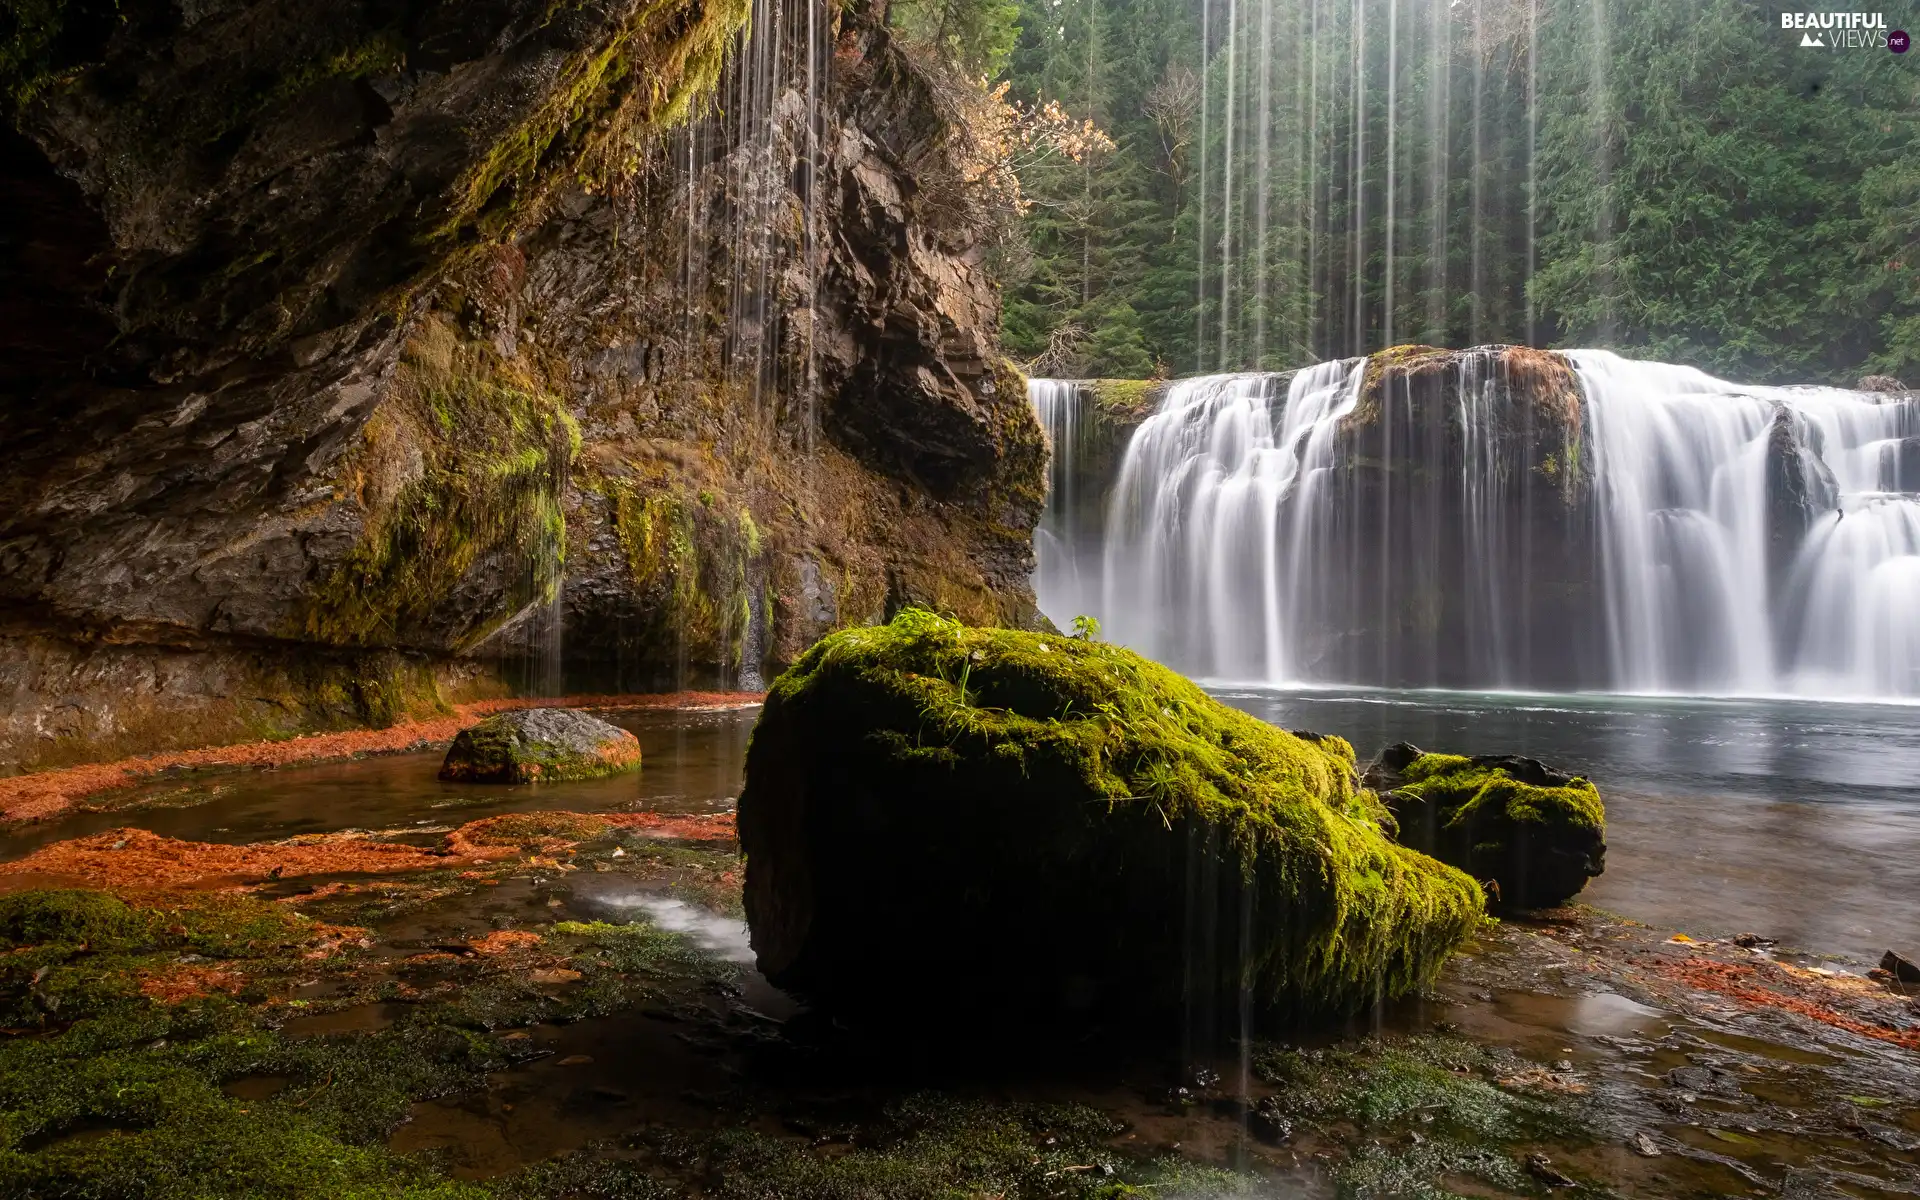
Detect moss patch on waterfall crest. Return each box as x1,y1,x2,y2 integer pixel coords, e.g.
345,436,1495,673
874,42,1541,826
738,611,1485,1020
1373,747,1606,910
303,316,579,652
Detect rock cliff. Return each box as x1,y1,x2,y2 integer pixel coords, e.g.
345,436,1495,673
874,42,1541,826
0,0,1045,770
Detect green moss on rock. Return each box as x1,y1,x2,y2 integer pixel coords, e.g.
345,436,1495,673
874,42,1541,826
439,708,642,783
1363,743,1606,910
595,477,763,673
303,317,578,651
738,611,1484,1021
1082,378,1166,421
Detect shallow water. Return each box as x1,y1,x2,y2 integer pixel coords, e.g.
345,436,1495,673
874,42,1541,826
1214,686,1920,961
2,707,758,857
5,702,1914,1193
11,689,1917,963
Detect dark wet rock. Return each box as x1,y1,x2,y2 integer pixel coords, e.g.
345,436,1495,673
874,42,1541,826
1882,949,1920,985
1882,437,1920,491
1524,1153,1576,1188
1363,742,1606,909
1858,375,1908,393
1293,346,1605,688
438,709,641,784
1734,932,1778,948
1765,406,1841,600
0,0,1044,766
1665,1065,1743,1098
738,611,1484,1022
1629,1131,1662,1157
1249,1095,1293,1144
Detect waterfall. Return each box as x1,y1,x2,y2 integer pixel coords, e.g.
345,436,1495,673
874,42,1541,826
1094,360,1369,680
1032,380,1095,624
1572,351,1920,698
1038,352,1920,699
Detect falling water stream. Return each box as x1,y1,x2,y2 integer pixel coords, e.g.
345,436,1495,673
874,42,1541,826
1191,0,1555,369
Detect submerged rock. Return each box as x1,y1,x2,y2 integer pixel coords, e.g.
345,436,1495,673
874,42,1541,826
737,611,1484,1021
439,709,641,784
1882,949,1920,986
1363,743,1606,909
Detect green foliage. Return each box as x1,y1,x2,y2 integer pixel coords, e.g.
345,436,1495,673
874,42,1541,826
1003,0,1918,382
892,0,1022,78
305,317,577,651
1532,0,1915,381
742,609,1484,1017
1000,0,1201,376
1069,613,1101,640
1253,1034,1589,1199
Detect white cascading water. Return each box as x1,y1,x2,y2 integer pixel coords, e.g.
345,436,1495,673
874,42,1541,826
1572,350,1920,698
1096,361,1366,683
1031,380,1087,624
1032,352,1920,698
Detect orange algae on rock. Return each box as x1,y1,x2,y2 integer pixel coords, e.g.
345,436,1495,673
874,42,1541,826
0,827,513,890
0,809,737,893
137,965,247,1004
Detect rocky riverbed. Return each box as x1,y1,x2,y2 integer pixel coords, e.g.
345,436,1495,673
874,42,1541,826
0,705,1913,1199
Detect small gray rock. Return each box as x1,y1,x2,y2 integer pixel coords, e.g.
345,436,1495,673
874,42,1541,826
439,708,642,783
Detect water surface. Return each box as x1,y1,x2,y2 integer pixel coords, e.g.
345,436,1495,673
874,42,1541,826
1,707,758,858
1215,685,1920,960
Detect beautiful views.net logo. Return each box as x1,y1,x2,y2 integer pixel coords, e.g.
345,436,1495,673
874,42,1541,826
1780,11,1895,48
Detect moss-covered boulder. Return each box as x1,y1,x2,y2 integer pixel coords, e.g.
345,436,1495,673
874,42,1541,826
439,708,641,784
737,611,1484,1021
1363,744,1606,910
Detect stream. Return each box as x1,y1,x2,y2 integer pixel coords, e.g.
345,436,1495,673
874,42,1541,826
4,699,1916,1195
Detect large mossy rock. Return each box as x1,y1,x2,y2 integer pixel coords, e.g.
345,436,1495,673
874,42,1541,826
439,709,641,784
737,611,1484,1021
1363,744,1606,910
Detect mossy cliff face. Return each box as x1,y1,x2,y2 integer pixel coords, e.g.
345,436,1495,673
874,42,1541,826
1315,344,1600,687
0,0,1045,767
0,0,746,387
553,11,1047,690
737,611,1484,1021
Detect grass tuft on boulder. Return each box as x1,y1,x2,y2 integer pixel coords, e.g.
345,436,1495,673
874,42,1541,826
1363,744,1606,910
439,708,641,783
737,610,1484,1022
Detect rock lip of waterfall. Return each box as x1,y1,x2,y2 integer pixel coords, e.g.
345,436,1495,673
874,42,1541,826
1031,349,1920,700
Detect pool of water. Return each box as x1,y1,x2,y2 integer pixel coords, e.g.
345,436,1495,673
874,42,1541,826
1,707,759,858
5,699,1914,1192
1213,686,1920,961
8,690,1915,964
